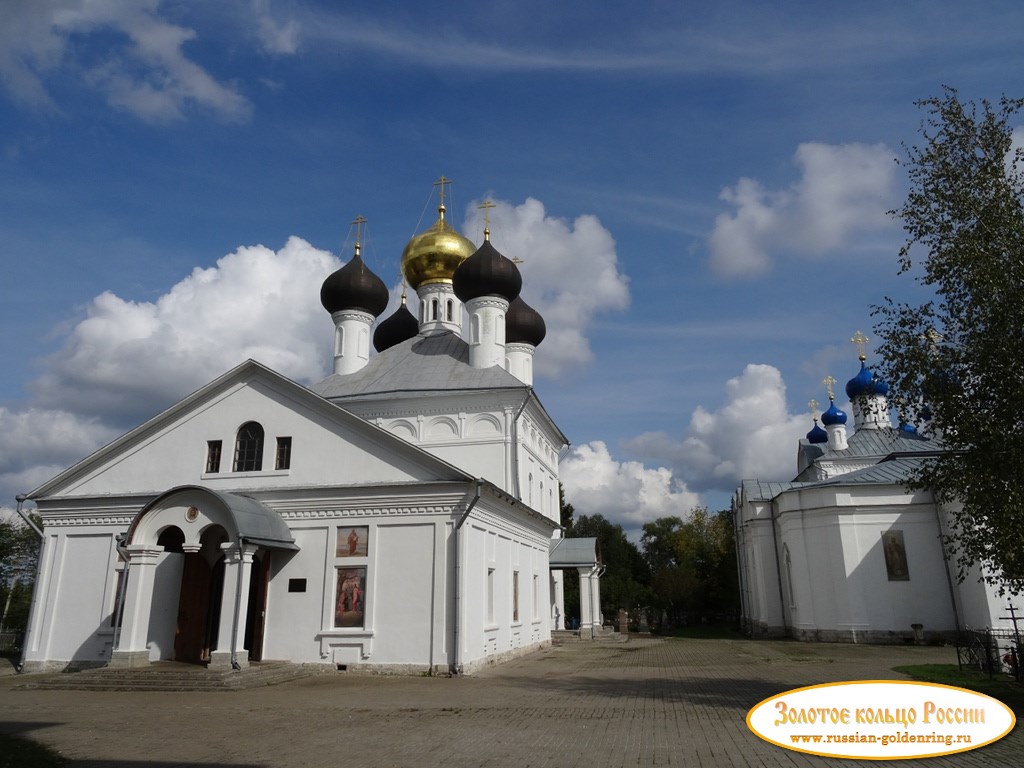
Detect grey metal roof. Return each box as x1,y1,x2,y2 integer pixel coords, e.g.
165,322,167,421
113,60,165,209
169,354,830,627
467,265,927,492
740,480,799,501
220,491,300,550
311,331,529,400
816,428,942,460
131,486,298,551
549,537,600,567
801,456,930,488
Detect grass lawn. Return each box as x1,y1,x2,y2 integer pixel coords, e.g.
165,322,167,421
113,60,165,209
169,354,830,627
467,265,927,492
893,664,1024,714
0,733,66,767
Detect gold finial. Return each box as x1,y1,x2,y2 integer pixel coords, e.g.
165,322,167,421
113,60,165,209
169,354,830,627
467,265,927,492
850,330,869,361
478,199,495,241
823,375,836,401
434,176,452,218
351,214,367,256
808,398,820,420
924,327,943,355
398,271,408,304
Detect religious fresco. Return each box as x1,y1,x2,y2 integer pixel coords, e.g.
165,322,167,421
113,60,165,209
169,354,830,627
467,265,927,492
337,526,368,557
882,530,910,581
335,567,366,628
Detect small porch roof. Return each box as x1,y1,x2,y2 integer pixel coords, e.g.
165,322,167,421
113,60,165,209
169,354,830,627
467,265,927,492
549,537,600,568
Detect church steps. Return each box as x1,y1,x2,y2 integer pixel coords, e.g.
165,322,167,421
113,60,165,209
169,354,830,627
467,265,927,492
16,661,319,692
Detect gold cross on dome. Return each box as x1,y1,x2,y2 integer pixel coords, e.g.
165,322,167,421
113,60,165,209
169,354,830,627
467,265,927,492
808,398,820,419
434,176,452,208
823,375,836,400
850,330,869,360
478,199,495,240
351,215,367,250
924,327,944,354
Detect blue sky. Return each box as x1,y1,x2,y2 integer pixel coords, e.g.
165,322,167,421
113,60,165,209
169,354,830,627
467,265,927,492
2,1,1022,533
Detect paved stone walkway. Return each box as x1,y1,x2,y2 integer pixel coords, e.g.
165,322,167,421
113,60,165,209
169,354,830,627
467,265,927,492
0,638,1019,767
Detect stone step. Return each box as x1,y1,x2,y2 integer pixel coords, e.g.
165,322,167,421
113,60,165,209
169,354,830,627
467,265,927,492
17,661,319,692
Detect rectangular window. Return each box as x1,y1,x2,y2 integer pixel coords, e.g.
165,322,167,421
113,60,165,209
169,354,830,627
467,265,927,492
288,578,307,593
487,568,495,625
512,571,520,623
206,440,222,473
275,436,292,470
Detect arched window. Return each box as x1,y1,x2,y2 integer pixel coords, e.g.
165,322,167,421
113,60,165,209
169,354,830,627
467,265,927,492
446,299,454,321
431,299,439,321
233,421,264,472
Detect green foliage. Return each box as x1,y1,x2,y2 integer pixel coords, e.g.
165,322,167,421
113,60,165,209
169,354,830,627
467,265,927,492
0,517,41,636
558,483,574,535
873,87,1024,591
570,513,650,616
640,508,738,624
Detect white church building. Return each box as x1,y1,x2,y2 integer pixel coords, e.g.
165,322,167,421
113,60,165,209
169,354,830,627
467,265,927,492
733,344,1011,643
20,185,602,674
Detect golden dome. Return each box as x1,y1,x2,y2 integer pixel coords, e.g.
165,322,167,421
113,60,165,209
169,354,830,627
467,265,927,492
401,203,477,289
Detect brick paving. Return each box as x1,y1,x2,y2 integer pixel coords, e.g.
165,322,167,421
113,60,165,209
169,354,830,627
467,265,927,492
0,637,1019,767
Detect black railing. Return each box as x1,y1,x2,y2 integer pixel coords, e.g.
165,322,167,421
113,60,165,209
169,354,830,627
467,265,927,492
956,628,1022,682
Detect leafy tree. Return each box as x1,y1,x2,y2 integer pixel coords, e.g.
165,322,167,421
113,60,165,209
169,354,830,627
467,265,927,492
570,514,650,619
873,87,1024,592
640,508,739,624
558,483,574,536
0,516,41,640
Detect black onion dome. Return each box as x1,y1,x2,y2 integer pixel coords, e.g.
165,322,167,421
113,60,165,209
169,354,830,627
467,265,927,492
373,300,419,352
506,296,546,347
452,240,522,303
320,253,389,317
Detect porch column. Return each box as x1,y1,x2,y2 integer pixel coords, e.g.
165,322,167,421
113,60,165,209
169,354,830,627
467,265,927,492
577,566,593,636
210,542,257,670
589,569,603,632
550,570,565,630
111,544,162,667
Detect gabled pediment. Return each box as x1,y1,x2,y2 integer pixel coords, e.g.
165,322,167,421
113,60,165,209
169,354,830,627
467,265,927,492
29,360,472,500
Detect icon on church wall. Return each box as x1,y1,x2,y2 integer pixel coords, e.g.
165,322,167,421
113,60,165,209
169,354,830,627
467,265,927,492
336,526,368,558
335,567,366,628
881,530,910,581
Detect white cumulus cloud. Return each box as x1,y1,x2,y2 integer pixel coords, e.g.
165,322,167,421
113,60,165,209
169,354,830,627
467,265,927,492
0,406,119,501
626,364,808,492
560,441,701,531
0,0,251,122
708,142,898,278
31,236,338,425
463,197,630,378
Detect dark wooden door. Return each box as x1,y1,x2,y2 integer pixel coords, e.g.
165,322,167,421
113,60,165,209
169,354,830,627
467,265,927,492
174,554,212,664
245,554,272,661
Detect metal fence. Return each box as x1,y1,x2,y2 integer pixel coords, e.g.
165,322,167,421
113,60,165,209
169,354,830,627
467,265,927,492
956,628,1022,682
0,631,23,654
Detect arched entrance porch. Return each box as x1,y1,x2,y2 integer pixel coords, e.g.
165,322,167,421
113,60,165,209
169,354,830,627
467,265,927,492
111,486,298,669
549,537,603,637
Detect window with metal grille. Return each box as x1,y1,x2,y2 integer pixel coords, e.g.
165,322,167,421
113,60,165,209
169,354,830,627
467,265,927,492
233,421,264,472
206,440,222,473
275,436,292,470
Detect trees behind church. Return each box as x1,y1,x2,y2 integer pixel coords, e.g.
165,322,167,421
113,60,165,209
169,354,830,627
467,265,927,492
558,484,738,630
873,88,1024,593
640,508,738,628
0,517,40,652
